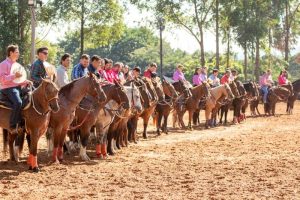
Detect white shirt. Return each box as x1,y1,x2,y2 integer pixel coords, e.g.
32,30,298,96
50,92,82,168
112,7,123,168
56,65,70,88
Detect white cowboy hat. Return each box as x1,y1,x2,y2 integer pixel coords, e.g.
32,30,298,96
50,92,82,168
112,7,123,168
10,62,27,84
43,61,56,77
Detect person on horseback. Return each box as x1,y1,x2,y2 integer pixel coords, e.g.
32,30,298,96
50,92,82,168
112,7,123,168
101,58,115,83
220,69,231,84
260,69,273,105
173,64,186,82
71,54,89,80
208,68,220,87
144,63,157,79
192,66,207,86
30,47,49,88
122,65,132,81
230,69,238,81
56,53,71,88
278,70,289,85
132,66,141,79
88,55,101,78
0,45,32,134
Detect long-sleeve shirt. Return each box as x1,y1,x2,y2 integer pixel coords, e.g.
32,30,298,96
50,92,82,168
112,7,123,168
278,74,287,85
88,64,100,78
0,58,27,89
56,65,70,88
30,59,46,87
71,63,88,80
143,70,152,79
259,74,273,87
208,74,220,87
173,70,185,82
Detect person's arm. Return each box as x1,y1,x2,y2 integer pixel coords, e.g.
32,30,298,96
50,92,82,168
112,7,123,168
56,68,65,88
0,62,15,83
71,66,80,80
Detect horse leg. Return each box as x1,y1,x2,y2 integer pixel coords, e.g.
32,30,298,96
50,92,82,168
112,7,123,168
13,131,26,162
8,133,17,161
219,107,224,124
142,115,151,139
224,108,229,124
172,110,177,128
157,111,163,135
79,127,90,161
57,128,68,162
205,108,211,129
28,130,40,172
163,113,169,134
107,131,114,156
188,110,193,130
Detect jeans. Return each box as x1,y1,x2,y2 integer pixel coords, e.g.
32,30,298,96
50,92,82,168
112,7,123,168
1,86,22,128
261,86,268,103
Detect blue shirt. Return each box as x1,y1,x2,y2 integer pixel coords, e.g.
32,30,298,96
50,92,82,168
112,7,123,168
71,63,88,80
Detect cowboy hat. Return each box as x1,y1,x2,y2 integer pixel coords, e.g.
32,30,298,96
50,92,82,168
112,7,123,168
10,63,27,84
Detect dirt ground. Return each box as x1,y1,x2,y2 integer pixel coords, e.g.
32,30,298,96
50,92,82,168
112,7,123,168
1,102,300,200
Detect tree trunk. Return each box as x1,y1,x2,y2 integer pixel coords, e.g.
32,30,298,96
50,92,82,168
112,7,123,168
215,0,220,69
200,25,205,67
80,0,85,56
255,37,260,81
268,28,272,69
226,27,230,69
284,0,289,62
243,44,248,81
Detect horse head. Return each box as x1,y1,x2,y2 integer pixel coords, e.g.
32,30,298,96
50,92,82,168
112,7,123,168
113,80,130,110
129,83,143,113
151,78,165,102
88,73,107,103
40,79,60,113
162,79,178,99
228,81,240,97
224,83,234,100
134,78,151,109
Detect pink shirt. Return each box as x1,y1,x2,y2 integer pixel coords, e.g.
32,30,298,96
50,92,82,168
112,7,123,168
0,58,26,89
278,74,287,85
173,70,185,82
259,74,273,87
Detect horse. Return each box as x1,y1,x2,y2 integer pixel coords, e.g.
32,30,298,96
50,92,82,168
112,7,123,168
126,78,152,143
266,86,291,116
1,79,59,172
241,81,259,117
214,81,240,125
172,80,192,128
155,79,178,135
107,83,143,155
231,80,247,123
249,82,261,116
68,82,130,161
175,82,211,130
204,83,234,129
284,80,300,114
49,73,107,163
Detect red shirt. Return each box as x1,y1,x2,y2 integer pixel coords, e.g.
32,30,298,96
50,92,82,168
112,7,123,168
220,75,230,84
143,70,152,78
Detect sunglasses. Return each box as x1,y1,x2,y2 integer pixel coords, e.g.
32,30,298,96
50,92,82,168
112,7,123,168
41,51,48,55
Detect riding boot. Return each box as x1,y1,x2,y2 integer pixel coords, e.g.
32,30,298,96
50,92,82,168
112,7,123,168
96,144,101,158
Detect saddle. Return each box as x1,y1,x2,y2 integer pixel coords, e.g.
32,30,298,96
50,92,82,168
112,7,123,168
0,87,31,110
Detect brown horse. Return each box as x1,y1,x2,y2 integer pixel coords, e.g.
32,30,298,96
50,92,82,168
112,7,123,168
1,79,59,172
155,79,178,135
249,83,261,116
266,86,291,115
204,83,234,128
241,81,259,117
70,82,130,161
107,84,143,155
176,82,211,130
286,79,300,114
49,73,107,163
126,78,152,143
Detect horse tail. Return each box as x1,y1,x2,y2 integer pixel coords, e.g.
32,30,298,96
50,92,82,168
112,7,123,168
17,131,26,155
2,128,8,155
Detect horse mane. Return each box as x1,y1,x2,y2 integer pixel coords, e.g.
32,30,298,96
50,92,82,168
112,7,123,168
59,78,80,96
292,79,300,85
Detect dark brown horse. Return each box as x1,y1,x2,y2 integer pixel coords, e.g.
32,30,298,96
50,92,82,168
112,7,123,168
49,73,106,163
107,84,143,155
155,79,178,135
70,82,130,161
176,82,211,130
241,81,259,117
266,86,291,115
1,79,59,172
249,83,261,116
286,79,300,114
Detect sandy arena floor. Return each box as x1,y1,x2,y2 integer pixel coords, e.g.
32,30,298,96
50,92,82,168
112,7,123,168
0,102,300,199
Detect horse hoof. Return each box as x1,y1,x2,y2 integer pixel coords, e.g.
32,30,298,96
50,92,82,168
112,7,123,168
32,167,40,173
80,155,90,161
28,166,32,170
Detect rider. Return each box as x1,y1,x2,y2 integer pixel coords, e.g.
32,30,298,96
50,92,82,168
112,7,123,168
260,69,273,105
220,69,231,84
208,68,220,87
278,69,288,85
30,46,49,88
56,53,71,88
88,55,101,78
230,69,238,81
144,63,157,79
101,58,114,82
71,54,90,80
173,64,186,82
192,67,201,86
0,45,32,133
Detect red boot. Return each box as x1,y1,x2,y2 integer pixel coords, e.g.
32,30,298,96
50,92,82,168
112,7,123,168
101,144,107,159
